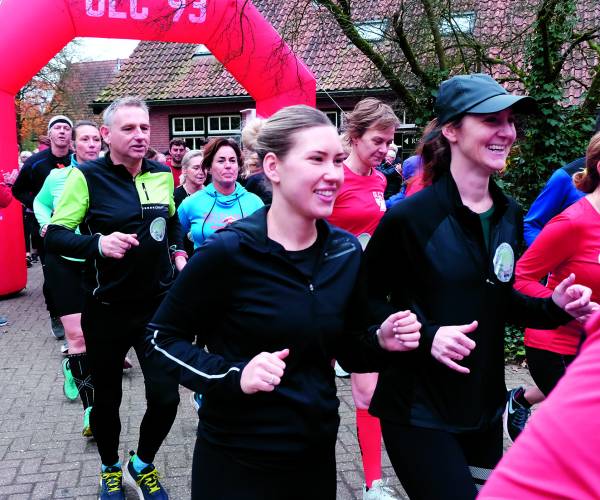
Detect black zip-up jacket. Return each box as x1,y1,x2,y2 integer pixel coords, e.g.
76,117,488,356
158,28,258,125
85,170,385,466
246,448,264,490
144,207,393,464
364,173,571,432
12,148,72,209
45,155,185,303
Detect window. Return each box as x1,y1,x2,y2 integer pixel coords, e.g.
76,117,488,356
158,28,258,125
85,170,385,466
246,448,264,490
324,111,338,128
193,44,211,57
440,12,475,36
170,114,242,144
208,115,241,134
180,137,206,150
172,116,204,135
354,20,387,42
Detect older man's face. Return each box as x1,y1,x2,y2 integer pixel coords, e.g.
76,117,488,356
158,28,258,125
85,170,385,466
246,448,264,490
102,106,150,165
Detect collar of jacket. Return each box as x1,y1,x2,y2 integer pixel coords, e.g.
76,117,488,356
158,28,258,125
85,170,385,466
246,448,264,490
222,205,335,255
434,172,510,224
105,153,156,176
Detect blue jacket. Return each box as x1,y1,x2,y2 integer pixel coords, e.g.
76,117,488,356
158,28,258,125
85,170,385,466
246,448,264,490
523,158,585,246
178,182,264,249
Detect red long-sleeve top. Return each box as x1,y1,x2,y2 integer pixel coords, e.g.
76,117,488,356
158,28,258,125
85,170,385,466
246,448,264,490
514,197,600,355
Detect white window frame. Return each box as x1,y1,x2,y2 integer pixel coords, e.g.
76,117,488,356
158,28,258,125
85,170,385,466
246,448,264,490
172,116,205,136
354,20,387,42
440,12,476,36
207,115,242,134
324,111,338,128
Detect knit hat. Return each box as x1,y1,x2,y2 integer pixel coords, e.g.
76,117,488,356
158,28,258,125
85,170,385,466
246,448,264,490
47,115,73,131
435,74,535,125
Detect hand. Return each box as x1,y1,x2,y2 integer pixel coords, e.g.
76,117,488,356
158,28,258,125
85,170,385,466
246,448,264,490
552,273,594,319
3,169,18,185
174,255,187,271
377,310,421,352
40,224,48,237
431,321,478,374
100,232,139,259
240,349,289,394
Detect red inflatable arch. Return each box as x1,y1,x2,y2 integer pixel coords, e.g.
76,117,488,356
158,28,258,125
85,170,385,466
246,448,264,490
0,0,316,295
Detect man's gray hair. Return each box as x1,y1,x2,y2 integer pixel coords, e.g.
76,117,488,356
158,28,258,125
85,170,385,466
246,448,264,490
103,96,149,127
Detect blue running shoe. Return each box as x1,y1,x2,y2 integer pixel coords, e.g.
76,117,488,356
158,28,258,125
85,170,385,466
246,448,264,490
123,450,169,499
99,465,124,499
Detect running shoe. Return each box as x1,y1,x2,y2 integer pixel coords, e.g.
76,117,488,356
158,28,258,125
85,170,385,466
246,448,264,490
99,465,124,499
30,253,39,263
504,387,531,443
363,479,398,500
61,342,69,356
50,316,65,340
189,392,203,412
82,406,93,437
123,450,169,499
26,255,32,268
0,316,8,327
334,360,350,378
123,357,133,371
62,358,78,401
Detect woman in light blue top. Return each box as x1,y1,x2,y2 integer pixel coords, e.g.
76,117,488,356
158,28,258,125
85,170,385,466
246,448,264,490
178,138,264,250
34,120,101,437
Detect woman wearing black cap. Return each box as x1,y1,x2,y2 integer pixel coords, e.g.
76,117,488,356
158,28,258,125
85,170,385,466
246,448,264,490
363,74,597,499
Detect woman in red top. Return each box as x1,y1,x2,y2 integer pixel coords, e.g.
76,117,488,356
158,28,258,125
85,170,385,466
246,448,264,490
514,132,600,397
328,98,399,500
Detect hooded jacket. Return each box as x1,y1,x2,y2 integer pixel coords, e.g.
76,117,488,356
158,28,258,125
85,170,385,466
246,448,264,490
145,207,394,464
178,182,264,250
364,173,571,432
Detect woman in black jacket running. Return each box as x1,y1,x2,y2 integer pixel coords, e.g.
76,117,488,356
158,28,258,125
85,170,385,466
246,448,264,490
364,74,596,499
144,105,421,500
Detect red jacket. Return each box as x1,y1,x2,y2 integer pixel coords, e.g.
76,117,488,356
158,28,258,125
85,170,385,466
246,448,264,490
0,182,13,208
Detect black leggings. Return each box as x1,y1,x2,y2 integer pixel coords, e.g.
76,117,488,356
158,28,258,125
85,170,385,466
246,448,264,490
381,420,503,500
191,435,337,500
526,346,575,396
81,296,180,466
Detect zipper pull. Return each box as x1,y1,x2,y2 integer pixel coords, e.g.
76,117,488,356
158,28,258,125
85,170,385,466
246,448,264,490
308,282,315,293
141,182,150,201
485,278,495,285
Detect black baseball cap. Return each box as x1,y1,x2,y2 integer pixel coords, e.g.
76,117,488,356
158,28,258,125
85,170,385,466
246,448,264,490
435,74,535,125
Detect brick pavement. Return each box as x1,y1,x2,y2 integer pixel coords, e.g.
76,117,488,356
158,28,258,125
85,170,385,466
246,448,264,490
0,264,533,499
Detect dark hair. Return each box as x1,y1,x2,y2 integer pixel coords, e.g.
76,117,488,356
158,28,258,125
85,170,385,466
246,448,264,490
420,117,463,185
201,138,242,173
145,147,159,160
573,132,600,193
169,138,187,150
72,120,99,140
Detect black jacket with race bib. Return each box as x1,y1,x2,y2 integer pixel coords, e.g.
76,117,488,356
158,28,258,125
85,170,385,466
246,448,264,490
46,155,185,303
364,172,571,432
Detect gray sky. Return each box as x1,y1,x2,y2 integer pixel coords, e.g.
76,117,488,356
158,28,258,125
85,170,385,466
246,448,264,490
74,37,139,61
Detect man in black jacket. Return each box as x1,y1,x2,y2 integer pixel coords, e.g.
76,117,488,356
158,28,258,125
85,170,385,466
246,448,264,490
12,115,73,339
46,97,186,500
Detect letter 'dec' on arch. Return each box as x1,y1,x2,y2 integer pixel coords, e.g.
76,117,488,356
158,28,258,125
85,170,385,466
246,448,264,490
0,0,316,295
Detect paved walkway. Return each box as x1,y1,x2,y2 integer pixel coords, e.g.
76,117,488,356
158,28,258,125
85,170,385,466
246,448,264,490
0,264,532,499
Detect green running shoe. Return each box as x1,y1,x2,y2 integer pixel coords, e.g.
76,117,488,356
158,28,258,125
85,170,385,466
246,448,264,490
62,358,78,401
82,406,93,437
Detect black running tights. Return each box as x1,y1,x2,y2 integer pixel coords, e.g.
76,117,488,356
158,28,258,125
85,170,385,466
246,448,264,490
381,420,503,500
81,296,180,466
